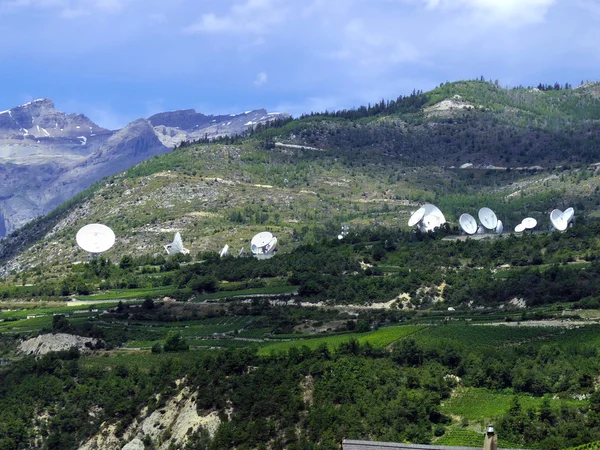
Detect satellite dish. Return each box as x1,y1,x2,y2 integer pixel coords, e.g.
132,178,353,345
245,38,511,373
164,232,190,255
250,231,276,255
514,223,526,233
478,207,498,231
265,237,277,254
76,224,115,254
550,209,568,231
418,203,446,232
219,244,229,258
521,217,537,230
459,213,478,235
408,207,426,227
239,247,245,256
495,220,504,234
338,234,344,240
563,207,575,223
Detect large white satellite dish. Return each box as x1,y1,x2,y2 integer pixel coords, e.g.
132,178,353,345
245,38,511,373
563,207,575,224
478,207,498,231
164,232,190,255
418,204,446,232
76,224,116,254
495,220,504,234
522,217,537,230
250,231,277,255
459,213,478,235
550,209,568,231
408,207,426,227
514,223,526,233
219,244,229,258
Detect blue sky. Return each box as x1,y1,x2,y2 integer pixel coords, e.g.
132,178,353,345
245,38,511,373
1,0,599,129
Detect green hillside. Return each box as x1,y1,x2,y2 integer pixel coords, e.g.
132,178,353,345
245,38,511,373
2,80,600,271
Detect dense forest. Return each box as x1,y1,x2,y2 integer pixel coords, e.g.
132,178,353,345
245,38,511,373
3,333,600,449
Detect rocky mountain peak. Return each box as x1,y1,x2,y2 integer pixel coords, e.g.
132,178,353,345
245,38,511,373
0,98,107,139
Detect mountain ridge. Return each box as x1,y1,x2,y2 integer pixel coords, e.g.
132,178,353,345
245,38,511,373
2,79,600,272
0,99,290,237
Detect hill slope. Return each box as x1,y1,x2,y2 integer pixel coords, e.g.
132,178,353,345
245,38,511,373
2,79,600,272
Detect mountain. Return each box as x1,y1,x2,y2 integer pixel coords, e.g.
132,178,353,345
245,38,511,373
2,79,600,273
0,100,289,237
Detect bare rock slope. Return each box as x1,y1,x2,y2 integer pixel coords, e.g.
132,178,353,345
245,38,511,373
19,333,100,356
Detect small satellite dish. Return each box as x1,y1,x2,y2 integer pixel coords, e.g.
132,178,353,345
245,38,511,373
408,207,426,227
219,244,229,258
514,223,526,233
478,207,498,231
250,231,277,255
495,220,504,234
459,213,478,235
550,209,568,231
338,234,344,240
164,232,190,255
265,237,277,254
522,217,537,230
563,207,575,223
76,224,115,254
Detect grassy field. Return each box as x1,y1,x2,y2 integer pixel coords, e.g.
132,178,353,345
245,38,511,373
411,323,566,350
193,285,298,301
441,387,584,422
258,325,424,355
435,427,520,449
75,286,176,300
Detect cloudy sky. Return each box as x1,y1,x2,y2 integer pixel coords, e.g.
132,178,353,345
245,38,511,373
1,0,599,128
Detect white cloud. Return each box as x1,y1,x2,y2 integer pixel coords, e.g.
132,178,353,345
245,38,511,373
184,0,287,34
254,71,268,86
323,19,421,69
421,0,558,26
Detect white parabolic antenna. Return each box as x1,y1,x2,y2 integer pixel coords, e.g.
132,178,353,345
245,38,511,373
514,223,526,233
550,209,568,231
250,231,276,255
563,207,575,223
165,232,190,255
338,234,344,240
419,204,446,232
478,207,498,231
219,244,229,258
522,217,537,230
76,224,115,254
459,213,478,235
408,207,426,227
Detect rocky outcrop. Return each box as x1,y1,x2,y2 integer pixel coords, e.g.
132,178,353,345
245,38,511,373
79,385,221,450
19,333,101,356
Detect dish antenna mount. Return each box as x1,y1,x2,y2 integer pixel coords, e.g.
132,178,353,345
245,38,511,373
164,232,190,255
